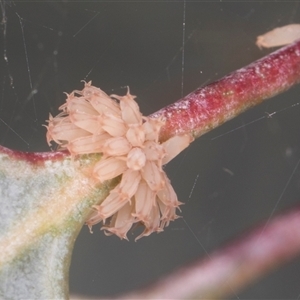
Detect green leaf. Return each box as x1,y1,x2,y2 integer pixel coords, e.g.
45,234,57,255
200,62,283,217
0,147,113,299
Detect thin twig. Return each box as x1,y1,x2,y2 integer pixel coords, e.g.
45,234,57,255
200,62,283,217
115,206,300,299
154,39,300,142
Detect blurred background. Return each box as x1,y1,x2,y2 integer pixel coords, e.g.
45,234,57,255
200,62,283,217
1,1,300,298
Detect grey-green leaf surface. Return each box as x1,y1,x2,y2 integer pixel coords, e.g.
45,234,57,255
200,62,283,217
0,147,111,299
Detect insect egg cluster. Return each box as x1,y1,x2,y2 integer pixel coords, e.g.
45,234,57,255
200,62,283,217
46,81,191,240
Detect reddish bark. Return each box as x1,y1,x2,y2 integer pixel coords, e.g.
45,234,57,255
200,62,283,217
153,39,300,142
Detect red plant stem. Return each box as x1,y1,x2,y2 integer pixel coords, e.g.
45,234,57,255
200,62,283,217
153,39,300,142
116,206,300,299
5,40,300,161
0,145,67,164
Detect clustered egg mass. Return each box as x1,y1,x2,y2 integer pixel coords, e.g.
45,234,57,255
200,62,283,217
46,82,191,240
